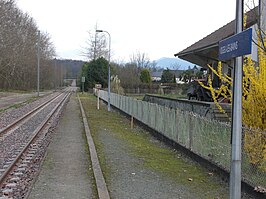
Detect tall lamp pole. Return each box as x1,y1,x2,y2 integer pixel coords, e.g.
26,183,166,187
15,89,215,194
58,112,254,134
96,29,111,111
54,58,57,91
37,30,40,97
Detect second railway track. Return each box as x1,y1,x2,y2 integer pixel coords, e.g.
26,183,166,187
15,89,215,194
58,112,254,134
0,88,74,198
0,92,65,136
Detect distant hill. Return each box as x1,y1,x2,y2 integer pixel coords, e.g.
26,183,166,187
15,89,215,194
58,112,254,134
155,57,195,70
57,59,84,79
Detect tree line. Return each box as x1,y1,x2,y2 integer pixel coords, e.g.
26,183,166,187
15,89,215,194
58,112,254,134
79,55,203,93
0,0,56,90
80,26,204,92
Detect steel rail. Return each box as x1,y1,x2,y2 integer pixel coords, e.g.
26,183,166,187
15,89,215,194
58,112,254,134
0,92,71,185
0,92,64,136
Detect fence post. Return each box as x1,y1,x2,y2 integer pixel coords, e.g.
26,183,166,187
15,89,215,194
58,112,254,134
97,89,100,110
131,98,134,129
176,109,179,143
131,116,134,129
189,114,193,150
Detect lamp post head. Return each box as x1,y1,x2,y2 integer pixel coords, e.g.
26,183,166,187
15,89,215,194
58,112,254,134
96,30,103,32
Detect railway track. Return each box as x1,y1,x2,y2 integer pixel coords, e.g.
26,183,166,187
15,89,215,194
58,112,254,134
0,92,64,136
0,88,74,198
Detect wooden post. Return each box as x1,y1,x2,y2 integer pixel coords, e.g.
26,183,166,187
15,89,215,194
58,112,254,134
131,116,134,129
176,109,179,142
97,89,100,110
189,115,193,150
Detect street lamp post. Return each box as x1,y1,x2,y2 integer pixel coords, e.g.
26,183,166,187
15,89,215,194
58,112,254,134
96,29,111,111
37,30,40,97
54,58,57,91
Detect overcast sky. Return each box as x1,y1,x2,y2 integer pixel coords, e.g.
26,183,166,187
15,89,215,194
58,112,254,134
16,0,238,62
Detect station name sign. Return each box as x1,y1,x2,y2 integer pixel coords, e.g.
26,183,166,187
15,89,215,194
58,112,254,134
218,28,252,61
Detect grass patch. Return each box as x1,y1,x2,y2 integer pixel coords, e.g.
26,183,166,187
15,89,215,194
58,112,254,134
0,96,38,112
80,93,229,199
0,90,33,94
42,154,54,171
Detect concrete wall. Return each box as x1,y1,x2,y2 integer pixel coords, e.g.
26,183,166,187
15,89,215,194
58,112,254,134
143,94,231,121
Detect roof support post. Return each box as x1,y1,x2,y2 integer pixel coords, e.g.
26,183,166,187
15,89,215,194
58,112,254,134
260,0,266,34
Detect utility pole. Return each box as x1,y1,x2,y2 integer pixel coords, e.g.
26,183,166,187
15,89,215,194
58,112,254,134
230,0,243,199
59,64,62,88
54,58,57,91
37,30,40,97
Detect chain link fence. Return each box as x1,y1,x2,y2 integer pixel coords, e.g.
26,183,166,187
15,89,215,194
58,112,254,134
97,90,265,189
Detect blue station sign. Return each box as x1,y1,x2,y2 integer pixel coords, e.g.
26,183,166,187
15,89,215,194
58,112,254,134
218,28,252,61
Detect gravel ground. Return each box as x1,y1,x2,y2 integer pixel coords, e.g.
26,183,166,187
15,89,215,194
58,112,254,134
98,128,198,199
28,95,94,199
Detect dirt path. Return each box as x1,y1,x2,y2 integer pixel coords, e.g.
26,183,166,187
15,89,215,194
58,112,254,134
28,95,94,199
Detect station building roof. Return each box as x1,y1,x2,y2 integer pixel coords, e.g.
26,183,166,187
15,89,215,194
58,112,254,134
174,7,258,67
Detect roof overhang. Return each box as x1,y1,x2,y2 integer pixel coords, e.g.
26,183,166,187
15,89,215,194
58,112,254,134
175,43,219,68
174,7,258,69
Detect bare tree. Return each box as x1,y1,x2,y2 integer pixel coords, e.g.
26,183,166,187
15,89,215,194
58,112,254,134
113,62,141,89
0,0,56,90
130,51,150,68
245,0,266,52
83,24,109,61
